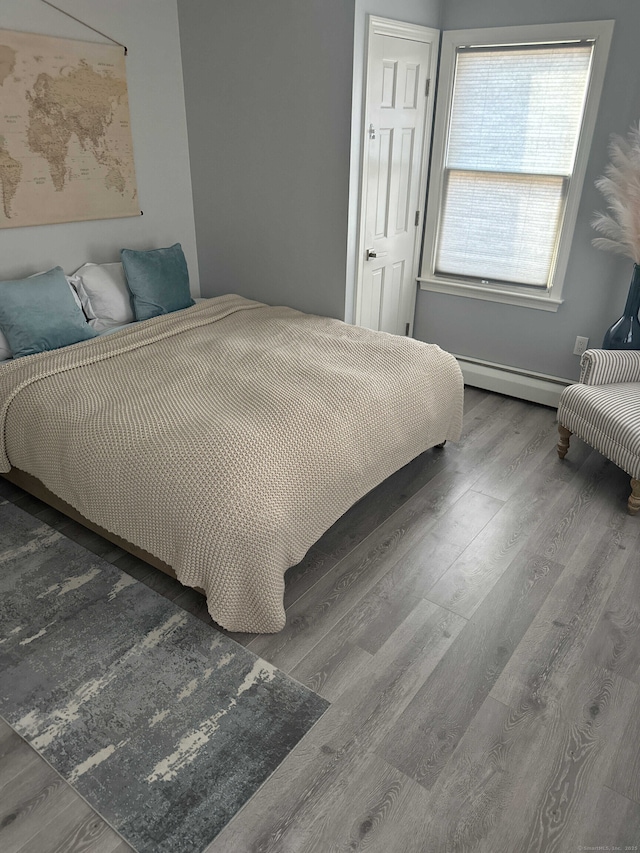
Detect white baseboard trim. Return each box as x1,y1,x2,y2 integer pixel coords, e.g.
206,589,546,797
455,355,570,408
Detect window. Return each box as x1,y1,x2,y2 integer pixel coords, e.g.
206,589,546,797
420,21,614,311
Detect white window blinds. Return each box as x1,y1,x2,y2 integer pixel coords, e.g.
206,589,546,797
435,43,594,287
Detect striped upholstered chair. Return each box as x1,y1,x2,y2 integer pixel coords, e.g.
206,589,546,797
557,349,640,514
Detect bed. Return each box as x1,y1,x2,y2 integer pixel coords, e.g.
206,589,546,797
0,293,463,633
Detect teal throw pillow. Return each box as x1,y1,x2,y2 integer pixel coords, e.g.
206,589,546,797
120,243,194,322
0,267,98,359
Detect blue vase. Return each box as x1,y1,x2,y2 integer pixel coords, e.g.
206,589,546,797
603,263,640,349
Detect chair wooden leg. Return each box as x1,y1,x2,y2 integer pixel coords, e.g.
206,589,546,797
557,424,572,459
629,479,640,515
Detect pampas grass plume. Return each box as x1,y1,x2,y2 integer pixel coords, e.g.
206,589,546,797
592,121,640,264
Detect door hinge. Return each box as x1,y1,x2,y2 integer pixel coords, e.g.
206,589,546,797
405,322,410,336
425,78,431,97
414,210,420,227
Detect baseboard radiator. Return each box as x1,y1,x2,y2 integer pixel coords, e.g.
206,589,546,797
455,355,570,409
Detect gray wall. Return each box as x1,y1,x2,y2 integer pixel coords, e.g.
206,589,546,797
0,0,200,292
414,0,640,380
345,0,442,322
178,0,355,319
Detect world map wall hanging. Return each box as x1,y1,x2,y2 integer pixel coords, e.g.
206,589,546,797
0,28,139,228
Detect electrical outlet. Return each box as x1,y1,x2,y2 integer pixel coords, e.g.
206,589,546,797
573,336,589,356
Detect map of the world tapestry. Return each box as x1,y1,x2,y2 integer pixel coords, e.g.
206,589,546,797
0,29,139,228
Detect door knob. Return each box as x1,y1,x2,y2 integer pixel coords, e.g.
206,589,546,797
366,248,388,260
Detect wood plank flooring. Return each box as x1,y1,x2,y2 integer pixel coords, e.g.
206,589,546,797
2,386,640,852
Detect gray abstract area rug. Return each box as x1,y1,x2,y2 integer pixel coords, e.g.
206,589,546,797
0,500,328,852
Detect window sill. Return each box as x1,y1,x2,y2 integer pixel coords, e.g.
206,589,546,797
418,277,564,312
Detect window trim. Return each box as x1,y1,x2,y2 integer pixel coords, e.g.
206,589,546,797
418,20,614,312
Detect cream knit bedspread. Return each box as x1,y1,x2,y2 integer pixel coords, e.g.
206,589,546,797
0,295,463,632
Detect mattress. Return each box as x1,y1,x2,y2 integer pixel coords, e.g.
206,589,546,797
0,295,463,632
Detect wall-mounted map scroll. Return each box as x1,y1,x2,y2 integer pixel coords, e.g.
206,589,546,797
0,29,139,228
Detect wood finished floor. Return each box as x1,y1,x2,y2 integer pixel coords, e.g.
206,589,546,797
2,386,640,853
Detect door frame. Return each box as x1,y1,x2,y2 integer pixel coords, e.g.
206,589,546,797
354,16,440,335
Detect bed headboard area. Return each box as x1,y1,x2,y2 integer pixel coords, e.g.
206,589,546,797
0,243,196,362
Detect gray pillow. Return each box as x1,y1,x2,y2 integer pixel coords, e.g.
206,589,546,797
0,267,98,359
120,243,194,321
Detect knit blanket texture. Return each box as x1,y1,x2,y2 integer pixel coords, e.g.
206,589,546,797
0,295,463,632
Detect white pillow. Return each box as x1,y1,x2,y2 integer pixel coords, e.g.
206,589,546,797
0,271,85,361
71,263,134,331
0,330,10,361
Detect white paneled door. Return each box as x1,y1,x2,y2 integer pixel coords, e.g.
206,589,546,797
357,19,438,336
